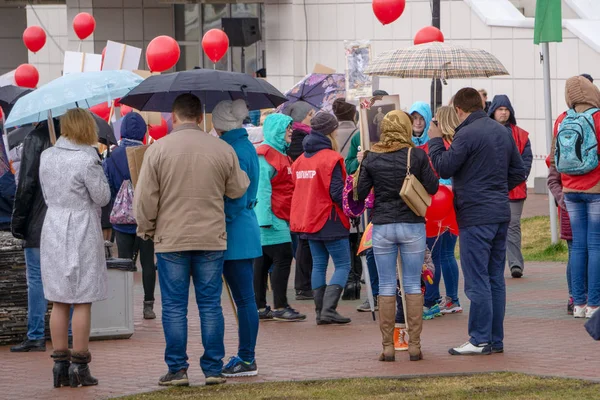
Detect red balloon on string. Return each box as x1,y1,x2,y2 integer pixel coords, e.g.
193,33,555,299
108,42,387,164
146,36,180,72
414,26,445,45
148,118,168,140
89,102,111,122
23,26,46,53
426,185,453,222
14,64,39,88
73,12,96,40
372,0,406,25
202,29,229,64
120,105,134,117
426,219,444,238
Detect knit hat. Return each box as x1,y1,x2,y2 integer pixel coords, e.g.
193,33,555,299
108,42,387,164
212,99,248,132
284,101,314,123
332,99,356,121
121,112,146,141
565,76,600,110
311,111,339,135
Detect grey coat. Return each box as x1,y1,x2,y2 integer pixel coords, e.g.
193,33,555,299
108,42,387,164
39,137,111,304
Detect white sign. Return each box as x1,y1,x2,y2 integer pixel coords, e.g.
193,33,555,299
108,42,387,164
103,41,142,71
63,51,102,75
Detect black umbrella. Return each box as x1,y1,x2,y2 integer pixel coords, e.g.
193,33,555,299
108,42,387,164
0,85,33,117
91,113,117,146
119,69,287,113
7,125,35,150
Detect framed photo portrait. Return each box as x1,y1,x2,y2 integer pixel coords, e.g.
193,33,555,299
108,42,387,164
358,94,401,150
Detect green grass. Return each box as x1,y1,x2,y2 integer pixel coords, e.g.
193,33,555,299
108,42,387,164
117,373,600,400
456,216,568,263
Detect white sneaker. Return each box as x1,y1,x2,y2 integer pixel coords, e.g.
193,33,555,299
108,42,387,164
585,306,599,319
448,341,491,356
574,305,587,318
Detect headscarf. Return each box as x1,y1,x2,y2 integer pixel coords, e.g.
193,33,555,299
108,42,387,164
212,99,248,132
408,101,432,146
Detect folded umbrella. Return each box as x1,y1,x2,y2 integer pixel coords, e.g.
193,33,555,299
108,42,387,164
0,85,32,117
119,69,287,113
5,70,144,128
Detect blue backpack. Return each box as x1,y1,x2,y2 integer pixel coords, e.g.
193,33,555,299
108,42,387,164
555,108,600,175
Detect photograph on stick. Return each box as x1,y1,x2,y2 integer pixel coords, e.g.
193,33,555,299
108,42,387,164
358,94,401,149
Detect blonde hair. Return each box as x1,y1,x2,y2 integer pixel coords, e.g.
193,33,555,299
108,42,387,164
260,109,275,126
60,108,98,146
325,129,339,153
436,106,460,143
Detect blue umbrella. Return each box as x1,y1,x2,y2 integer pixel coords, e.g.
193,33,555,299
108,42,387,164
5,70,143,128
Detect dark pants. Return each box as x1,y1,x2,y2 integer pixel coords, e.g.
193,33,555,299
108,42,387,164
366,248,379,297
460,223,509,349
223,259,259,362
254,242,293,309
294,238,313,293
116,231,156,302
395,280,405,324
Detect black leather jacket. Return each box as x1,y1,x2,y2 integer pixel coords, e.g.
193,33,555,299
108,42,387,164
11,120,60,248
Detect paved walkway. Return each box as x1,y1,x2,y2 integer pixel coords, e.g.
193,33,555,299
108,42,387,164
1,259,598,400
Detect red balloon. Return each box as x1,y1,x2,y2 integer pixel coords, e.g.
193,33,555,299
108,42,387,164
120,105,134,117
202,29,229,64
426,185,453,222
89,102,111,122
372,0,406,25
414,26,445,45
23,26,46,53
440,208,459,236
14,64,39,89
148,118,168,140
426,219,445,238
146,36,180,72
73,12,96,40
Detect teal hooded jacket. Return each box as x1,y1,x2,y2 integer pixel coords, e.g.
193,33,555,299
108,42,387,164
255,113,294,246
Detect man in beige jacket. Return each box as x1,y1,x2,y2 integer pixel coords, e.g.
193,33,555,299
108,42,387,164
134,93,249,387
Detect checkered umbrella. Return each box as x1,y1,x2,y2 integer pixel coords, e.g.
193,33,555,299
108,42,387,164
364,42,509,79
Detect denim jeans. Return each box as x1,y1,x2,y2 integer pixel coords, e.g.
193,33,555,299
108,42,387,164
366,248,379,297
308,239,351,289
223,259,259,362
567,240,573,297
156,251,225,377
25,248,47,340
460,223,508,349
425,231,460,307
372,223,425,296
565,193,600,306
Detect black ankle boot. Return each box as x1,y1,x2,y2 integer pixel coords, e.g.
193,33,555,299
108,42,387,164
313,286,326,325
51,350,70,388
320,285,351,324
69,351,98,387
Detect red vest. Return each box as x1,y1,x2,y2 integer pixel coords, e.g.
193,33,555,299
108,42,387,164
554,111,600,191
509,124,530,200
290,150,350,234
256,144,294,222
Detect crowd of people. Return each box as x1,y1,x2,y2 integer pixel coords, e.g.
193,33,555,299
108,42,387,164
7,74,600,389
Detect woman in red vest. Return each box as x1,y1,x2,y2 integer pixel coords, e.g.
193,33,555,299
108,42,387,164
290,111,352,325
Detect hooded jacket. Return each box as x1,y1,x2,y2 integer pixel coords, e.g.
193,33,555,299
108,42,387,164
255,113,294,246
11,119,60,247
488,95,533,201
409,102,432,147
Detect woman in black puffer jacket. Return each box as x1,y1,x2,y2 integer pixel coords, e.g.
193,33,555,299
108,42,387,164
356,110,438,363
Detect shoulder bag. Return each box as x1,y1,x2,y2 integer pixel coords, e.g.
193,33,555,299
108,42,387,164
399,147,431,217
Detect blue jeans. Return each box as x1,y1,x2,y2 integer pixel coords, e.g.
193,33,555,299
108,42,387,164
425,232,460,307
460,223,508,349
308,239,351,289
25,248,47,340
223,259,259,362
366,248,379,297
156,251,225,377
565,193,600,306
567,240,573,297
372,223,425,296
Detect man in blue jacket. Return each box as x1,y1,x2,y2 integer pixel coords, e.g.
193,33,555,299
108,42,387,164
428,88,527,356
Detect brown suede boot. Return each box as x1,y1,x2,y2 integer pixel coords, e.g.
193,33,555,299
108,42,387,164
406,293,424,361
377,296,396,361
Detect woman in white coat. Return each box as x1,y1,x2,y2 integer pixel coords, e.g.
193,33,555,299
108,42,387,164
39,108,111,389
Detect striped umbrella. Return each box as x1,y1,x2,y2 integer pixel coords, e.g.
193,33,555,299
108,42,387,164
364,42,509,80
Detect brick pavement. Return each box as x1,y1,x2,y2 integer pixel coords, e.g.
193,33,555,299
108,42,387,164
1,260,599,400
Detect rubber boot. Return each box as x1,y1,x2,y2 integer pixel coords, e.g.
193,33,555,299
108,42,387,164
69,351,98,387
144,301,156,319
320,285,351,324
51,350,70,388
313,286,326,325
406,293,424,361
378,296,396,361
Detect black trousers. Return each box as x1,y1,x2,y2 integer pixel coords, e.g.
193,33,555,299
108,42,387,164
294,238,313,292
254,242,293,309
115,231,156,302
